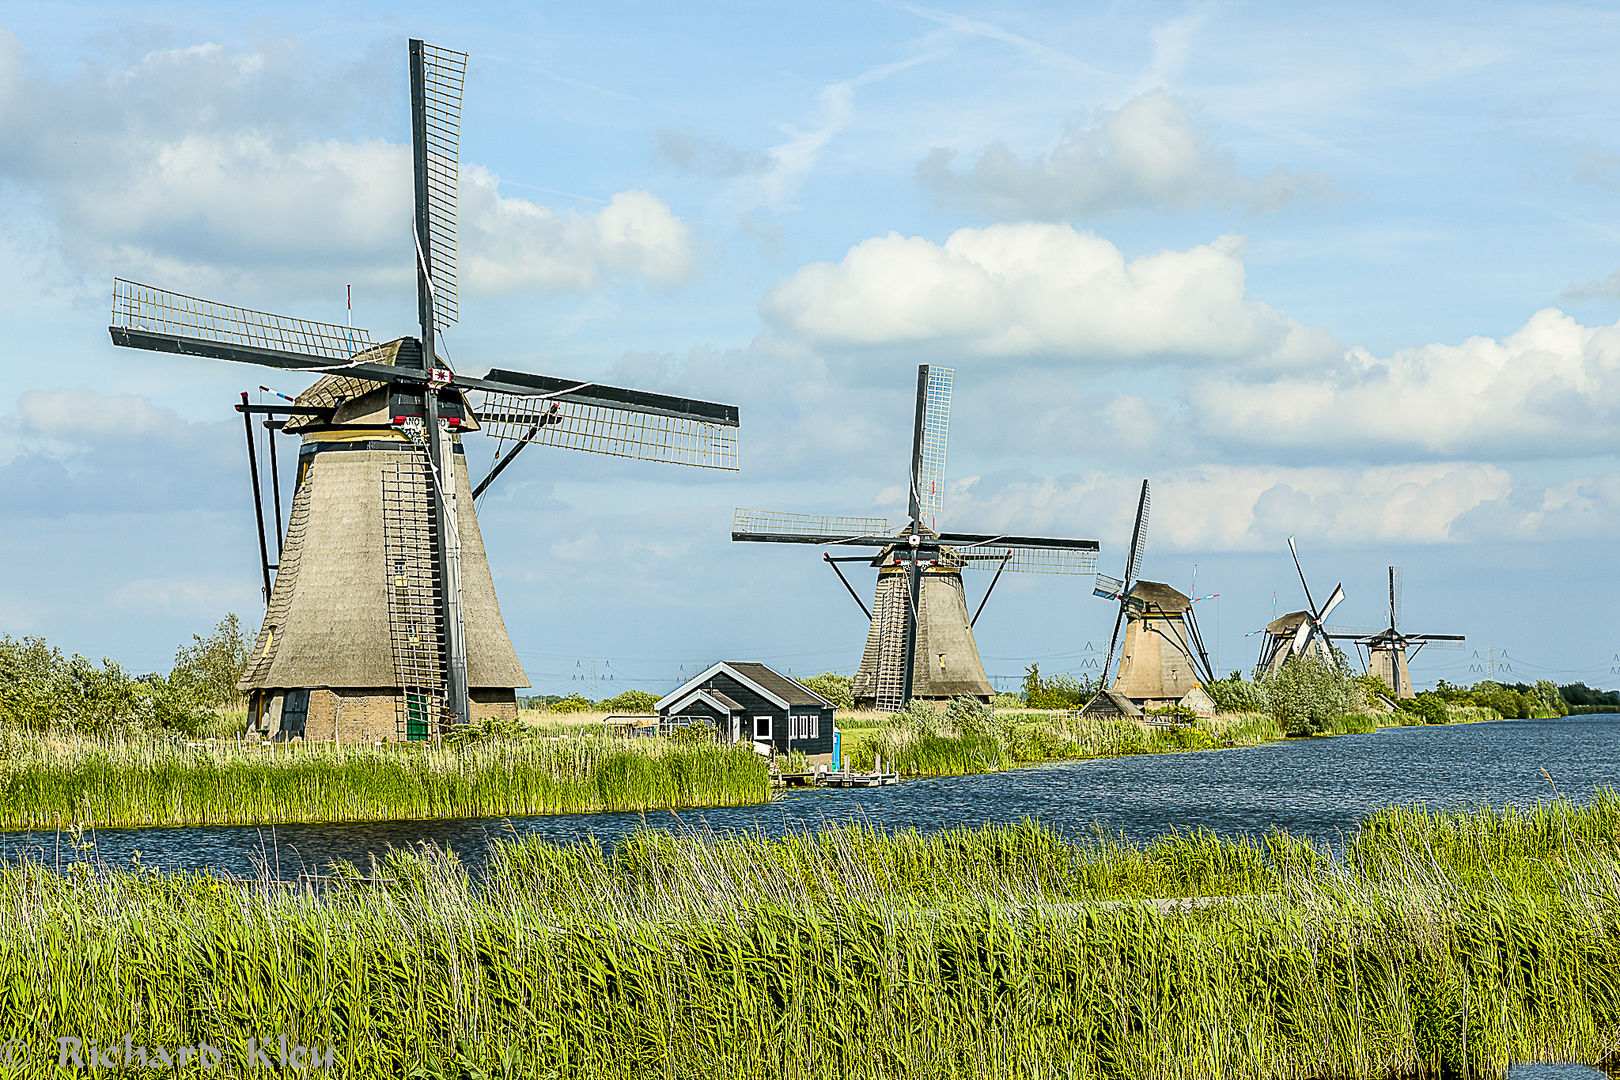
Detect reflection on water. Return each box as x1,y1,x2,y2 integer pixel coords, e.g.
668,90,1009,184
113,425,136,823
7,715,1618,879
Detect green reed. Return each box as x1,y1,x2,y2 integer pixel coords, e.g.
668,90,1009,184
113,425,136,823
5,800,1620,1077
0,736,769,830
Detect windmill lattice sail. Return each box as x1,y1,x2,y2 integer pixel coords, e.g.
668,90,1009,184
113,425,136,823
479,393,738,470
112,279,375,364
914,367,951,532
732,509,892,544
415,42,466,331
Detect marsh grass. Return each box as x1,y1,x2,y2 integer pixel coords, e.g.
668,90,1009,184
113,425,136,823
0,735,768,830
8,797,1620,1077
846,710,1285,777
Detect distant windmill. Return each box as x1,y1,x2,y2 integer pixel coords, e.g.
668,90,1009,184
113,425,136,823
1354,566,1465,698
107,39,740,741
732,365,1099,711
1253,537,1370,675
1086,480,1215,716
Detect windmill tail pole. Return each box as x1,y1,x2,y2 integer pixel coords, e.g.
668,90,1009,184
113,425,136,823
1101,602,1127,690
239,392,273,604
823,553,872,620
970,552,1011,628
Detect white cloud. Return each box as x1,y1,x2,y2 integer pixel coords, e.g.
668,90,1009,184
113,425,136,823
461,180,695,293
0,28,694,297
761,224,1337,368
945,463,1513,552
917,90,1336,220
1195,307,1620,460
0,387,238,515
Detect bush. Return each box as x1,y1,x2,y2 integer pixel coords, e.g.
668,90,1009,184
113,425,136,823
169,614,251,710
1020,664,1098,709
1398,693,1450,725
797,672,853,710
547,695,595,714
1260,652,1365,736
1561,681,1620,709
596,690,659,713
1206,672,1267,713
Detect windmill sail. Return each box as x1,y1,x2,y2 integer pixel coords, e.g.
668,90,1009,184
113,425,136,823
111,279,377,368
476,389,738,470
910,366,951,532
732,509,892,545
410,40,466,334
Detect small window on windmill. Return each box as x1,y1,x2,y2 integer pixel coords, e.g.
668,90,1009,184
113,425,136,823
938,653,947,673
393,558,407,589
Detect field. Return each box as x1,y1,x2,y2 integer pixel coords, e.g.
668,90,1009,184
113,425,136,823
5,796,1620,1077
0,733,767,831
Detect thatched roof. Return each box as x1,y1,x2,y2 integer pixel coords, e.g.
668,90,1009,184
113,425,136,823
1128,580,1191,613
1265,610,1312,635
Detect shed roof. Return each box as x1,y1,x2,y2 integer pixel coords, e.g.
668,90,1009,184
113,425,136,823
655,661,833,712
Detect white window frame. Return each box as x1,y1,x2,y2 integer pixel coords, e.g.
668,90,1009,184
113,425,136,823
754,715,771,740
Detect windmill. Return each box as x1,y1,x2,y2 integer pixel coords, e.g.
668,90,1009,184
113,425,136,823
732,365,1099,711
1086,480,1215,716
1252,537,1370,675
107,39,740,741
1354,566,1465,698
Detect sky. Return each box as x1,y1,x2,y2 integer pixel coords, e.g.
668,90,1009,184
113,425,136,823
4,0,1620,696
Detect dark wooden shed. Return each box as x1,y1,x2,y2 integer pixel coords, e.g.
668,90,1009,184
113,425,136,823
655,662,836,762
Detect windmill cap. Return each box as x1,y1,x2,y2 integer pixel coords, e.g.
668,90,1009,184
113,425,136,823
1127,580,1191,612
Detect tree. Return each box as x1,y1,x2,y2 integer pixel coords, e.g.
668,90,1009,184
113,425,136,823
798,672,853,710
170,614,251,710
1259,652,1364,735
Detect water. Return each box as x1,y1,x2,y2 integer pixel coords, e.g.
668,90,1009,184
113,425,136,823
9,715,1619,878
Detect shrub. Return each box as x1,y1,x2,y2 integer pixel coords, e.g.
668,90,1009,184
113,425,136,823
596,690,659,713
168,614,251,710
1020,663,1098,709
547,695,595,714
797,672,853,710
1260,652,1365,736
1206,672,1267,713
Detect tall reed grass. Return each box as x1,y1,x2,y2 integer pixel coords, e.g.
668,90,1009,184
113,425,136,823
849,710,1284,777
0,735,768,830
6,797,1620,1077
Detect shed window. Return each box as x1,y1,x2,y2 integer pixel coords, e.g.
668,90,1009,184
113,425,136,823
754,715,771,739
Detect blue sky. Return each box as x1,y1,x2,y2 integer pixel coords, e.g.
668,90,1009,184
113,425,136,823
4,1,1620,695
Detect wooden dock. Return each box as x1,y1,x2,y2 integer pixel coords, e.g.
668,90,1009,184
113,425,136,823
821,771,899,788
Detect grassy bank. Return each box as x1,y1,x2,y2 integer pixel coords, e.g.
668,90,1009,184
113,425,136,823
8,798,1620,1077
0,735,768,830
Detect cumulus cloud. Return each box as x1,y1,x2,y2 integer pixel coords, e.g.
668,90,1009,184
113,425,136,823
0,387,238,515
917,90,1337,220
945,463,1514,552
761,224,1337,368
0,28,695,297
1194,307,1620,460
461,180,695,292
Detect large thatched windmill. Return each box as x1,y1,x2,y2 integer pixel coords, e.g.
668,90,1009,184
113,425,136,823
108,40,739,742
732,365,1098,711
1083,480,1216,718
1353,567,1465,697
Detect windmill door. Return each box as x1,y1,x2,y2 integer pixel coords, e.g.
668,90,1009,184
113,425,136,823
280,689,309,739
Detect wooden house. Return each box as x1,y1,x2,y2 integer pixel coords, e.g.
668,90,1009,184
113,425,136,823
656,662,836,763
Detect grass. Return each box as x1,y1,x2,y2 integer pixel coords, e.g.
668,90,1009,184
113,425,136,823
10,796,1620,1077
840,710,1285,778
0,733,768,830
